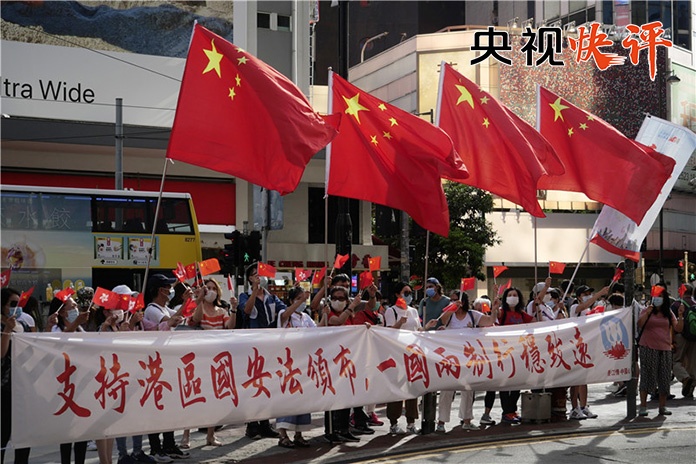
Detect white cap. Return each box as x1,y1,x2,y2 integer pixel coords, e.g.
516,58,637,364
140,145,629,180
112,285,137,296
533,282,546,294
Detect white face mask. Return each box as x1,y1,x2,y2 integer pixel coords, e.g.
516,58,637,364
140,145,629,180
66,308,79,323
110,310,125,324
258,277,268,288
295,302,307,313
402,294,413,305
506,296,519,307
331,299,347,312
204,290,218,303
582,295,592,303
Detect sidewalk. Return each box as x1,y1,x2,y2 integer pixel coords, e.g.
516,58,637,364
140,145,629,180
11,382,695,464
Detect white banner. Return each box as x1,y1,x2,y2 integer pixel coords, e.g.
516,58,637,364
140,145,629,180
11,310,633,447
591,115,696,260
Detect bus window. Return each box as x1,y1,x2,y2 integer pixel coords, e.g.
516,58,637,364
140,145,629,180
93,196,149,233
153,198,193,234
1,191,91,231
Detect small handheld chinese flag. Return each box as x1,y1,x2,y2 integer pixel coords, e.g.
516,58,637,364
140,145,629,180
133,294,145,312
611,268,624,283
359,270,374,290
17,287,35,308
184,263,197,280
442,302,458,313
587,305,605,315
92,287,119,310
678,284,687,298
333,253,349,270
481,302,491,314
497,279,512,296
460,277,476,292
181,298,198,318
311,267,327,286
55,287,75,303
549,261,566,275
295,268,311,282
199,258,221,276
395,297,407,309
258,262,277,278
368,256,382,272
651,285,665,297
493,266,508,279
227,275,234,291
1,269,11,288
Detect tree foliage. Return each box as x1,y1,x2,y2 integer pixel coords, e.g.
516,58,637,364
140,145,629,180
409,182,499,291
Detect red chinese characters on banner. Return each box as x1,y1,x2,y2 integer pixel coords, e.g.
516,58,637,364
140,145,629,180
307,348,335,395
211,352,238,406
567,22,626,70
94,354,130,413
54,353,91,418
404,344,430,388
622,21,672,80
463,340,493,379
242,348,272,399
177,352,205,408
275,347,303,395
519,334,546,374
433,346,461,379
571,327,595,368
333,345,357,395
545,333,571,370
492,339,516,379
138,352,173,410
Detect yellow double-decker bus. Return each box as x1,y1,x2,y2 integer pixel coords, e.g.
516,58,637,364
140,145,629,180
1,185,202,297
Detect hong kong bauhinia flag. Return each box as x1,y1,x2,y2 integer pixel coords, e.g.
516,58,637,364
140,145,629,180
168,24,339,195
437,63,564,218
327,71,467,237
537,87,675,224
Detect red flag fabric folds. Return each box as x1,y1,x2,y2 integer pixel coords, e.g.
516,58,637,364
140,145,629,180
359,271,374,290
199,258,221,276
312,267,327,286
537,87,675,224
333,254,349,270
93,287,119,310
55,287,75,303
167,24,339,195
17,287,34,308
295,268,311,282
1,269,11,288
437,63,564,218
258,262,277,278
497,279,512,296
327,72,465,237
549,261,566,275
368,256,382,272
493,266,508,278
460,277,476,292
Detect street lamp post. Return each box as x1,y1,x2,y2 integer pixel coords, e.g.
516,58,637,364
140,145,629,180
360,32,388,63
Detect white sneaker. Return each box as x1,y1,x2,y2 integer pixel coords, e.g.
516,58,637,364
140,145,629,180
569,407,587,420
406,423,419,435
150,453,173,463
389,424,405,434
462,422,479,431
582,406,597,418
87,440,98,451
435,423,446,433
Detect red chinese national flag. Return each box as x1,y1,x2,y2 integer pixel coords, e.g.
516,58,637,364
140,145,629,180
537,87,675,224
181,298,198,318
92,287,119,310
199,258,221,276
678,284,688,298
460,277,476,292
17,287,34,308
55,287,75,303
257,262,276,278
442,302,459,313
295,268,310,282
184,263,197,280
311,267,327,286
549,261,566,275
133,293,145,312
437,63,564,218
122,294,144,313
493,266,508,278
327,72,467,238
1,269,11,288
651,285,665,297
368,256,382,272
611,268,625,283
359,271,374,290
333,253,349,270
167,24,339,195
497,279,512,296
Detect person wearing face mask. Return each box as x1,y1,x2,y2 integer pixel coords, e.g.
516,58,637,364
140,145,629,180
525,277,556,322
638,286,685,416
383,282,438,435
237,264,284,441
497,287,533,424
567,284,609,420
141,274,189,462
418,277,450,328
274,286,317,449
2,288,32,464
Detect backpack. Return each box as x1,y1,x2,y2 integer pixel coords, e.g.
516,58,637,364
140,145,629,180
681,305,696,342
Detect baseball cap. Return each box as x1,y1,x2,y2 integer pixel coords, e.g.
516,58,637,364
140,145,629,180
426,277,440,286
148,274,177,289
532,282,546,294
575,285,594,296
112,285,138,297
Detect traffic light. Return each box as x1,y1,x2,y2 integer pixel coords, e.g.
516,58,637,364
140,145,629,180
223,230,243,272
246,231,262,263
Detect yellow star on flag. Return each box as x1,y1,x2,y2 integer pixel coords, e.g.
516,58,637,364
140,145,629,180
587,115,594,121
455,84,475,109
389,117,398,127
202,40,223,78
480,96,489,104
228,87,236,100
482,118,490,128
383,131,392,140
579,122,588,130
370,135,378,146
235,74,241,87
568,127,574,137
378,103,387,111
237,56,248,65
549,97,569,122
343,93,369,124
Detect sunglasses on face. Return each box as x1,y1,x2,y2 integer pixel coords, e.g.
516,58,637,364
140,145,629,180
9,300,19,308
331,297,347,302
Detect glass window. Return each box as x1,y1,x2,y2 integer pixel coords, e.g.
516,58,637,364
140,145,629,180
308,187,360,244
277,14,291,32
257,12,271,29
0,191,91,231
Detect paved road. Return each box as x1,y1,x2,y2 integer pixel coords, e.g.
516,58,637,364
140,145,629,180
7,381,695,463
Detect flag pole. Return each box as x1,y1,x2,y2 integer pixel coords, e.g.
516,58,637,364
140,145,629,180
141,157,173,298
533,84,542,285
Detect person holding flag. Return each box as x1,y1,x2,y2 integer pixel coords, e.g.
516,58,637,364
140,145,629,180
436,292,497,432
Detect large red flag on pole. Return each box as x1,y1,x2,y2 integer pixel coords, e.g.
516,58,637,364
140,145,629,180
167,24,339,195
437,63,564,218
537,86,675,224
327,71,465,237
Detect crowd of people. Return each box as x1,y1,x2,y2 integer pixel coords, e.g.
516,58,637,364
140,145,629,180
2,268,695,464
